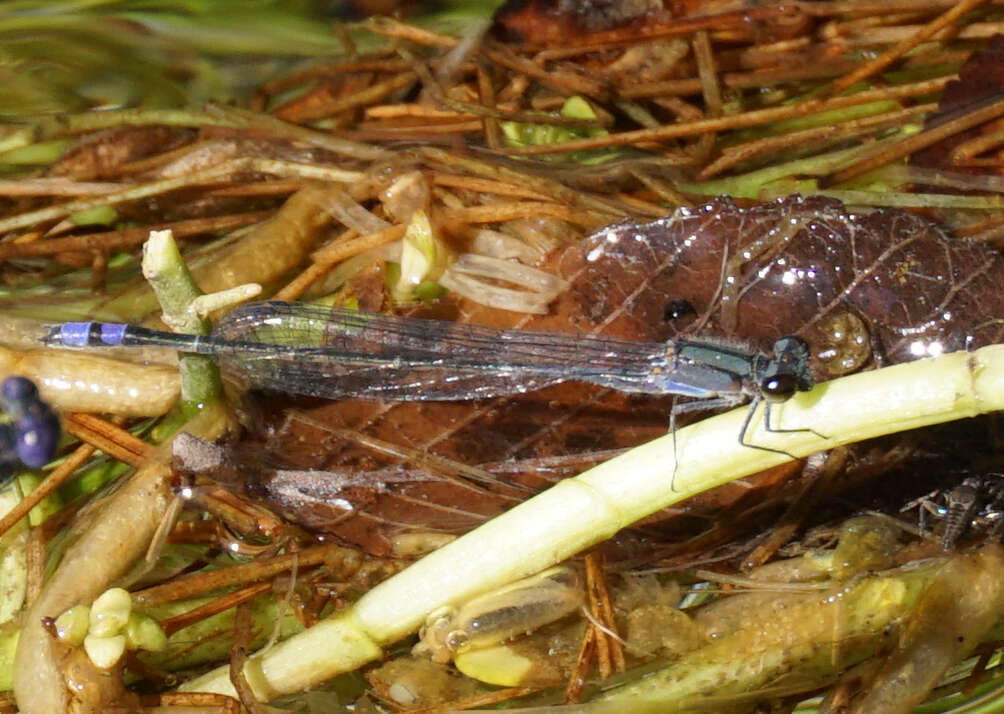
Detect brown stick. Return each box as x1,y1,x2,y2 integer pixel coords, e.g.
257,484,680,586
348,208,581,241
481,43,608,100
825,93,1004,185
24,527,46,607
584,554,611,679
564,625,595,704
229,601,268,714
0,441,97,540
63,413,153,468
0,179,128,197
826,0,990,96
152,691,241,712
274,224,405,301
132,544,354,607
430,172,554,201
0,211,270,261
438,201,597,226
282,72,418,124
477,64,502,149
951,125,1004,162
699,103,935,178
505,77,951,155
403,687,537,714
363,16,460,48
830,20,1004,45
159,581,272,637
798,0,1000,16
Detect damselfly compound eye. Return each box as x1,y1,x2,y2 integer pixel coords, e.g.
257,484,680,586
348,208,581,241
761,373,797,402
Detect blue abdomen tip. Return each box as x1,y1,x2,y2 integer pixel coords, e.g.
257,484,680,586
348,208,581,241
59,322,94,347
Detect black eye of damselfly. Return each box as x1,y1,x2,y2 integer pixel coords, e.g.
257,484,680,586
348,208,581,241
761,373,798,402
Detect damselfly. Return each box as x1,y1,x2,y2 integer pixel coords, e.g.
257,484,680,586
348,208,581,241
43,300,816,457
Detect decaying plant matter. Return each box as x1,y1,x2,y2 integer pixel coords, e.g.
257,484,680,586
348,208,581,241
0,1,1003,712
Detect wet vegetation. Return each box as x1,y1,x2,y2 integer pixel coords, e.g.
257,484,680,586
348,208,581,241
0,1,1003,712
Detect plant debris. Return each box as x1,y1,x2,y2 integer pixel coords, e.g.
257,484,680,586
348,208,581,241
0,1,1003,712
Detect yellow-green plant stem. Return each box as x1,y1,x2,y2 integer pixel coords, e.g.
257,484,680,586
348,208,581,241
141,229,221,412
139,593,304,673
182,343,1004,700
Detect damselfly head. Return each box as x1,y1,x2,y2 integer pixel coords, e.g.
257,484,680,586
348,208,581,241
759,336,815,401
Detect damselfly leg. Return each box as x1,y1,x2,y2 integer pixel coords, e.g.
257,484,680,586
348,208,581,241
669,395,746,491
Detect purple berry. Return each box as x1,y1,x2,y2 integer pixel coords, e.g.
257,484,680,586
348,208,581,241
14,411,60,469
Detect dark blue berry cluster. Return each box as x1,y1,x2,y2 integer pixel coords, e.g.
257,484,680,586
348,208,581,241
0,377,60,478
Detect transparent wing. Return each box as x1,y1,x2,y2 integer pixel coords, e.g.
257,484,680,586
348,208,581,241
221,355,566,400
213,301,719,401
